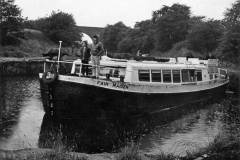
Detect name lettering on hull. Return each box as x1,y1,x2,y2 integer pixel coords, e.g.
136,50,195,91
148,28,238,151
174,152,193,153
97,80,128,90
97,81,109,86
112,82,128,89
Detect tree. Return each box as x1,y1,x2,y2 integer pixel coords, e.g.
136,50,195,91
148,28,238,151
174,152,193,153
0,0,23,45
117,36,135,53
217,0,240,64
224,0,240,24
118,20,155,54
152,4,191,52
217,22,240,64
102,22,129,52
187,20,224,55
31,11,80,46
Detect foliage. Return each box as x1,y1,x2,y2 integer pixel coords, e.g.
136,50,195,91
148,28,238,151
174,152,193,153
216,0,240,64
118,20,155,54
217,22,240,64
152,4,191,52
2,0,240,66
0,0,23,45
187,20,224,55
102,22,130,52
24,11,80,46
224,0,240,24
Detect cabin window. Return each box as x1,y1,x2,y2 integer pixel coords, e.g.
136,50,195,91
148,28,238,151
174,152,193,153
196,70,202,81
173,70,181,83
210,74,213,80
113,69,119,77
181,69,191,82
151,70,162,82
138,70,150,82
162,70,172,83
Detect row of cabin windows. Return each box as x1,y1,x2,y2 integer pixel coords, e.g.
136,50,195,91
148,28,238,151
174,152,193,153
138,69,202,83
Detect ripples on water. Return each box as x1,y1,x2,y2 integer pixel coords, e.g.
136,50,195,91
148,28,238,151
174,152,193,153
0,76,238,156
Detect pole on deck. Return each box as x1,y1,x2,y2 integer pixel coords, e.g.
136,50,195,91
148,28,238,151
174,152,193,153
57,41,62,72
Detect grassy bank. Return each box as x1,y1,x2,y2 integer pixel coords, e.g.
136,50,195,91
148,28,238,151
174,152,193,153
0,29,56,58
0,148,114,160
183,97,240,160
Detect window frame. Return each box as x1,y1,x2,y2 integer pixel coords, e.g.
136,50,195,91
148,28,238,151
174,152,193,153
138,69,150,82
162,69,172,83
196,70,202,81
151,70,162,82
181,69,191,82
172,69,181,83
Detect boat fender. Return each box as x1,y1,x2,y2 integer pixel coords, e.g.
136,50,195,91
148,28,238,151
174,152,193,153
42,67,58,84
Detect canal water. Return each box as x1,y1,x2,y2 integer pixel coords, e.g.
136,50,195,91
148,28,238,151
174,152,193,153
0,76,239,156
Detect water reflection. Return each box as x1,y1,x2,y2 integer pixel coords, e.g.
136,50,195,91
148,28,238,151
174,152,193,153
38,111,151,153
0,76,44,150
139,105,223,156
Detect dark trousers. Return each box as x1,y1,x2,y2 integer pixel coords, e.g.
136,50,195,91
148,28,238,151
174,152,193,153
82,59,89,76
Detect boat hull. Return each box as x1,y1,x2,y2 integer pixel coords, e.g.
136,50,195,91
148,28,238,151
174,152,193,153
39,76,228,118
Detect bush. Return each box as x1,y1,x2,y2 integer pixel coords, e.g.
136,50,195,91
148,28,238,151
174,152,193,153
0,0,23,46
25,11,80,46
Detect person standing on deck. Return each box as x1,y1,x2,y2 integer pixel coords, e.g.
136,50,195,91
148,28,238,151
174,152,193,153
91,35,104,78
80,41,91,76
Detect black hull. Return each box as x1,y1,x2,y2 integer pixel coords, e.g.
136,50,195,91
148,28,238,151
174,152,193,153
40,78,228,118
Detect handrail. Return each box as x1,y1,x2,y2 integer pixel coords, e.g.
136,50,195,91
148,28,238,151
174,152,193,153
45,59,126,69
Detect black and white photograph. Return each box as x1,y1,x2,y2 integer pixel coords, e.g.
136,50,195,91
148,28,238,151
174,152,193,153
0,0,239,159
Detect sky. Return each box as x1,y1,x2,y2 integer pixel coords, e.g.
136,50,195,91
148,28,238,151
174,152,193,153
15,0,236,28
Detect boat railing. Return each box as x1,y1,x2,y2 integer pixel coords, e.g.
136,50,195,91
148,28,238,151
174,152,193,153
43,59,126,79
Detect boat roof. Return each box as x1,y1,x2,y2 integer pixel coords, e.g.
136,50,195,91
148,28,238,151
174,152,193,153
127,61,207,69
99,56,213,70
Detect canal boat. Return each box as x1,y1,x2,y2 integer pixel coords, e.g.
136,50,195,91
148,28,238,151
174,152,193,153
39,49,229,116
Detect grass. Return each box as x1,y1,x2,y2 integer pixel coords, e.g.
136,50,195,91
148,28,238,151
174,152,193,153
116,143,142,160
183,133,240,160
116,142,178,160
0,149,88,160
25,151,88,160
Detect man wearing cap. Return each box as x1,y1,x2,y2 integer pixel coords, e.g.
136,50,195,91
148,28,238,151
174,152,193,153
91,35,104,78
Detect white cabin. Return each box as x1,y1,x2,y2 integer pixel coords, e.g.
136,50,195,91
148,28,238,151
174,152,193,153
97,57,226,85
65,56,227,86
